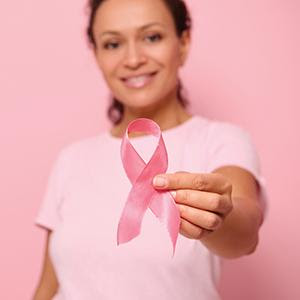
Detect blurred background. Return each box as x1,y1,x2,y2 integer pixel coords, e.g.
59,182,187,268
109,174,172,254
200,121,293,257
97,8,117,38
0,0,299,299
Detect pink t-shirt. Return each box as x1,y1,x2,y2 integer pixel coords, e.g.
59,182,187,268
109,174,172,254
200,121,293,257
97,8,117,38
35,115,266,300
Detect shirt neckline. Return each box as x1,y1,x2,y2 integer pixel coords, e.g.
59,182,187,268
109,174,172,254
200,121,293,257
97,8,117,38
102,114,199,143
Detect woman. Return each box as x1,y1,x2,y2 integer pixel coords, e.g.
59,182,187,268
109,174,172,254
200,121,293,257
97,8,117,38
33,0,265,299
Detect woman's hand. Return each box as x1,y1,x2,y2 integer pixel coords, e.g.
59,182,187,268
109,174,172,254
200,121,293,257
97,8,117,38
152,171,233,240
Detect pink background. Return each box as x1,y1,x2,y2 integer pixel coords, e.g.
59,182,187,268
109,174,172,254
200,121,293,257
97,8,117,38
0,0,299,299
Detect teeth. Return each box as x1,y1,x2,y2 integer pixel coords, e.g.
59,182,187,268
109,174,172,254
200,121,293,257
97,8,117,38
125,75,151,88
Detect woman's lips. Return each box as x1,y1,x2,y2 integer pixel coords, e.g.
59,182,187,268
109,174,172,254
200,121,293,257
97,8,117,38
121,72,157,89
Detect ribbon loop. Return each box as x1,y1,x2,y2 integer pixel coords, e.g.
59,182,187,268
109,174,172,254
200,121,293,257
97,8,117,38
117,118,180,256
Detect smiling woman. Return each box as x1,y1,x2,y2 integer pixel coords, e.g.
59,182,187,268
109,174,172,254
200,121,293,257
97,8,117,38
87,0,191,127
33,0,266,299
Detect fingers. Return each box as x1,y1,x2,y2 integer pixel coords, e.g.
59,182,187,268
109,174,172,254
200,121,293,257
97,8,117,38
177,204,223,231
153,172,232,194
179,218,212,240
152,171,233,241
172,189,232,215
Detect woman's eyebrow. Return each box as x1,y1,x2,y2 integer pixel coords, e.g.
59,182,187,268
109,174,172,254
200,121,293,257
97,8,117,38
100,22,164,37
139,22,164,30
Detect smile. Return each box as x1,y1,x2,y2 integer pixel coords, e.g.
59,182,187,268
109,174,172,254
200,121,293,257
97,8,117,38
121,72,157,89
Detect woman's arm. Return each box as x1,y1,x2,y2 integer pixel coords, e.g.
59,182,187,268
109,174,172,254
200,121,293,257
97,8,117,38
153,166,264,258
200,165,264,258
33,230,58,300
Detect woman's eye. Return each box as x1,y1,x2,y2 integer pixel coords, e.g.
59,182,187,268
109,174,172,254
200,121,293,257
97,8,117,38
145,33,162,43
103,42,120,50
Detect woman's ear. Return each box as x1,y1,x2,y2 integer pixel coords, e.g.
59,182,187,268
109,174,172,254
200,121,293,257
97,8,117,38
179,30,191,66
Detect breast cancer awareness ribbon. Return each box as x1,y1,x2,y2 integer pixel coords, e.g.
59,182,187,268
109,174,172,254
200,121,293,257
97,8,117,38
117,118,180,256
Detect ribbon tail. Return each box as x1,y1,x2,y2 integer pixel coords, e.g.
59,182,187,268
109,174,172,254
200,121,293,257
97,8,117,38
117,183,155,245
149,192,181,256
169,201,181,257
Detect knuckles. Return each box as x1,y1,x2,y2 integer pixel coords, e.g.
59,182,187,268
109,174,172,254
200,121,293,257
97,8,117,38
222,175,232,194
212,195,233,215
196,228,205,239
215,173,233,194
192,174,206,190
211,195,223,211
223,180,233,194
205,214,222,230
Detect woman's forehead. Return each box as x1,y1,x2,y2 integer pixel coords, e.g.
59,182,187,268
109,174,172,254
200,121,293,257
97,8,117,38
93,0,174,33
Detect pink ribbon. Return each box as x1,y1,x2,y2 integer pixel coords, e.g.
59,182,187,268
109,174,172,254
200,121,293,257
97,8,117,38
117,118,180,256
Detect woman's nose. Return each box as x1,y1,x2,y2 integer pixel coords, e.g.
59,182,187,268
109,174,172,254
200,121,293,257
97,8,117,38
123,42,147,69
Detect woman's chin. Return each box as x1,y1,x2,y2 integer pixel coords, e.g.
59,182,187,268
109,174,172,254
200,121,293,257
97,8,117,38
119,95,160,109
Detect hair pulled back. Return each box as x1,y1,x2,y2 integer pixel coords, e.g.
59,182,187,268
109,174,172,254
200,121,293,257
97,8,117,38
86,0,192,125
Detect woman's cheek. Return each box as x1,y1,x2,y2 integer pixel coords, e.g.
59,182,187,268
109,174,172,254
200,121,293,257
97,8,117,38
97,51,119,74
161,43,182,71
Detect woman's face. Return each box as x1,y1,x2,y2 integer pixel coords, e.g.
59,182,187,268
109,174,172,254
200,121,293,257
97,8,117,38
92,0,190,110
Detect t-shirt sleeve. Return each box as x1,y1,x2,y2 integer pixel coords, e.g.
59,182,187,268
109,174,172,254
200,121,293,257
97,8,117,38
206,122,268,213
35,149,67,231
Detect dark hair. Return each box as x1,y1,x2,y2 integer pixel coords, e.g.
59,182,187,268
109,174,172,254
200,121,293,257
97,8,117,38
86,0,192,125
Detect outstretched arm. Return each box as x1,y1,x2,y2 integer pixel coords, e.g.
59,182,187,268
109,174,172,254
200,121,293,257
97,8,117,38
153,165,264,258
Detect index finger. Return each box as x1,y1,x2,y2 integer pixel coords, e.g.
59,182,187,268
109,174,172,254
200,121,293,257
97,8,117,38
152,172,231,194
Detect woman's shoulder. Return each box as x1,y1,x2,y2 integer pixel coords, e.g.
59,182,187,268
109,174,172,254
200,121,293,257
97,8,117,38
190,115,251,141
55,133,109,166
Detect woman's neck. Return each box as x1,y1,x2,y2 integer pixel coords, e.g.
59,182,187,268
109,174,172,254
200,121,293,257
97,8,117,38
110,96,192,138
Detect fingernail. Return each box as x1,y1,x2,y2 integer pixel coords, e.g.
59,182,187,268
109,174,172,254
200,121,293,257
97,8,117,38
170,191,176,198
153,175,168,187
